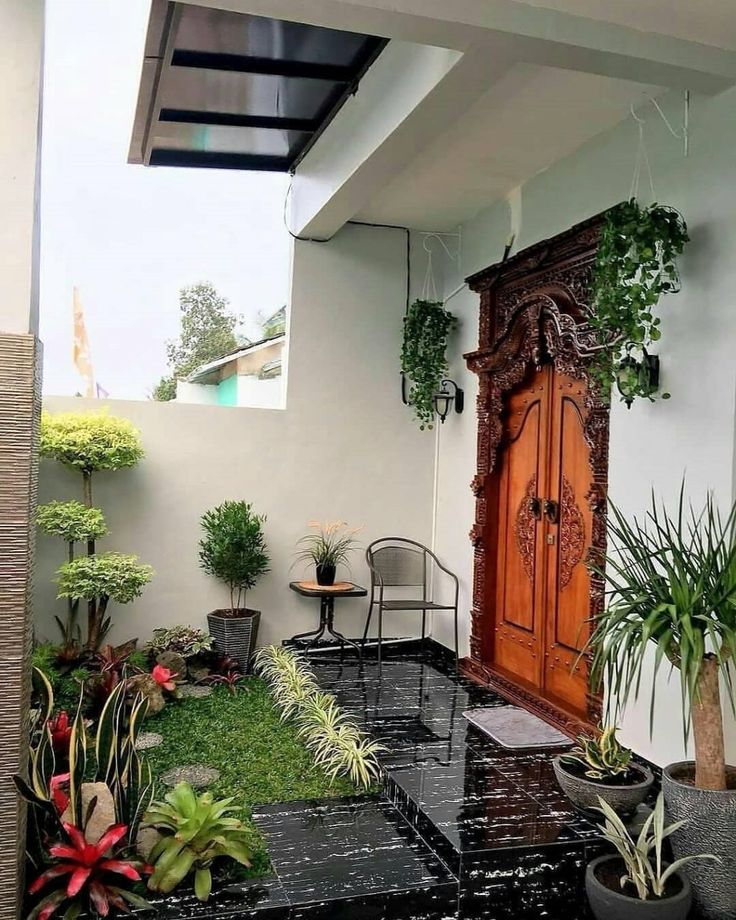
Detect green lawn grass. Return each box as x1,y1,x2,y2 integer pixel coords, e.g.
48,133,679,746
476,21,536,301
144,678,358,876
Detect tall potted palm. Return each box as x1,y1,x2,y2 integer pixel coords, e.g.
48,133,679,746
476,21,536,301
588,489,736,920
200,501,270,672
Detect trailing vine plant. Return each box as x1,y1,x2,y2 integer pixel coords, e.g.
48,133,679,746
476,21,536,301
401,299,457,429
590,199,689,404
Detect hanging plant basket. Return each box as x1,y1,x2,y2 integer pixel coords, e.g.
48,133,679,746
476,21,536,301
590,199,689,405
401,299,457,429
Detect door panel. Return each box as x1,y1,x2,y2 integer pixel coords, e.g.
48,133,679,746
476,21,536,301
486,365,593,718
491,367,550,689
543,373,592,715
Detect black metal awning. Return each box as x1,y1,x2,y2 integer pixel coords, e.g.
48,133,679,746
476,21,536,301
128,1,387,172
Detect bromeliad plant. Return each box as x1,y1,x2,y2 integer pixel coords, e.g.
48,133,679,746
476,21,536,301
401,299,457,429
40,411,150,652
594,793,714,901
254,646,383,789
562,726,632,781
588,487,736,791
590,200,689,405
144,782,251,902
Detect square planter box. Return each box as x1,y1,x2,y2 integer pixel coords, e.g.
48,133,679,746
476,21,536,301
207,608,261,674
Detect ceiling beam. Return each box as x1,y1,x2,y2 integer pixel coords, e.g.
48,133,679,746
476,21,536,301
170,50,356,82
159,109,318,131
180,0,736,94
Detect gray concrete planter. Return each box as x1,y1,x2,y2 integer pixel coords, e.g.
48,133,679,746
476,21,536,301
207,608,261,673
586,855,691,920
663,761,736,920
553,755,654,815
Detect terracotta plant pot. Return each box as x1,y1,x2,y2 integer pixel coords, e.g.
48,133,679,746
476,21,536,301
553,755,654,816
206,608,261,674
663,761,736,920
315,562,336,586
585,855,691,920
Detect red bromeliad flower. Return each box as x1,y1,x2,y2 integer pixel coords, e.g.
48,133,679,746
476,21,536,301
49,774,70,814
29,823,151,920
48,712,73,758
151,664,178,692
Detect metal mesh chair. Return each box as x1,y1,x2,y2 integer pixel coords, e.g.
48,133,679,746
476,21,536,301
361,537,459,668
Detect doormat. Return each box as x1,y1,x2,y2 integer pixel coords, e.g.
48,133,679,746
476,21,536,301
463,706,572,749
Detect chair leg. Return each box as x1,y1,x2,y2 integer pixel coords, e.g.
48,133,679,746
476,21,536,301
421,610,426,642
377,606,383,668
361,601,374,647
453,607,459,673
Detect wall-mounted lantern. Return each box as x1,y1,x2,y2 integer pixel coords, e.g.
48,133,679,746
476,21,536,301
433,379,464,423
616,350,661,408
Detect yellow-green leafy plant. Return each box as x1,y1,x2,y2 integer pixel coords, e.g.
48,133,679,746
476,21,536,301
144,782,251,901
254,646,383,789
40,411,149,651
37,501,108,650
561,726,632,781
57,553,153,652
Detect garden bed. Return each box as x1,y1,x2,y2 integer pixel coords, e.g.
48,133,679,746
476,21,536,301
144,677,359,876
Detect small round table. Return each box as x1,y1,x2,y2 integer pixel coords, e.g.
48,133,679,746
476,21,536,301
289,581,367,662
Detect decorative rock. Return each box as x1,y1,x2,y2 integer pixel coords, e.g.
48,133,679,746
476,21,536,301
62,782,116,843
136,825,161,861
156,650,187,680
160,764,220,789
135,731,163,751
178,684,213,699
186,662,211,683
128,673,166,715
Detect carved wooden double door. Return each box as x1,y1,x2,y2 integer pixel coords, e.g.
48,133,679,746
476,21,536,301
488,362,593,718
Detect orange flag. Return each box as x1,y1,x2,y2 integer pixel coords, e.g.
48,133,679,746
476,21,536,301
72,287,95,398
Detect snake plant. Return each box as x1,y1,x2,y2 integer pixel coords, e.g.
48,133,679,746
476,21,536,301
562,726,632,781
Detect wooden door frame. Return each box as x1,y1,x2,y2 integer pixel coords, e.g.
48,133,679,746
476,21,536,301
461,213,610,737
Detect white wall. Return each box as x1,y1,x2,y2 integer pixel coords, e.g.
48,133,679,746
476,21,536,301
35,224,434,648
236,374,282,409
0,0,43,336
431,88,736,766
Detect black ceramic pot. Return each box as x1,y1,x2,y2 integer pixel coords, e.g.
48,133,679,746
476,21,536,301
207,608,261,673
316,562,336,586
553,755,654,816
663,761,736,920
586,855,691,920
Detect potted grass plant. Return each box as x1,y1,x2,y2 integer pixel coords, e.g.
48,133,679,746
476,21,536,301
199,501,270,672
294,520,360,586
588,487,736,919
585,793,712,920
553,726,653,816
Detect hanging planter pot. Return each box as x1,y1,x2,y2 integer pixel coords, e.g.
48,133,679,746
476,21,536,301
400,299,457,429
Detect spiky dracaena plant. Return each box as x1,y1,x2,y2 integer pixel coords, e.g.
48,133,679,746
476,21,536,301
588,487,736,791
595,793,715,900
254,646,383,789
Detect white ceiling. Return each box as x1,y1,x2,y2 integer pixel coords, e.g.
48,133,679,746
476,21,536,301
512,0,736,52
357,64,661,230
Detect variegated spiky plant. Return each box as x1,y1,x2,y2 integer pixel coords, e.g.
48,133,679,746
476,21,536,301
254,646,383,789
562,725,632,781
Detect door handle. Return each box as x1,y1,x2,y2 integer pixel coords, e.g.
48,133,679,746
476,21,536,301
543,499,559,524
528,496,542,520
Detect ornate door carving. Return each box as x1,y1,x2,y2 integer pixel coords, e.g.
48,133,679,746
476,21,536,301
464,214,610,733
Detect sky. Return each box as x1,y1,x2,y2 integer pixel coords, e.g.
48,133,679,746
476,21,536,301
40,0,291,400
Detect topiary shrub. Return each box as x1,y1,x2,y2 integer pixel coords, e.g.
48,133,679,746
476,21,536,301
39,411,150,652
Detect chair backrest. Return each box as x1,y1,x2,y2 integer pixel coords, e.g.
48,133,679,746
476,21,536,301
367,539,427,587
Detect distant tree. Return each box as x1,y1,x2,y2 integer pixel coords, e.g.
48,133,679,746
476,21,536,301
152,282,243,401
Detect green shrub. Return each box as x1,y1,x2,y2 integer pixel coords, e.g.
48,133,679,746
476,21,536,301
199,502,270,612
57,553,153,650
37,500,107,544
145,625,213,659
40,411,144,474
